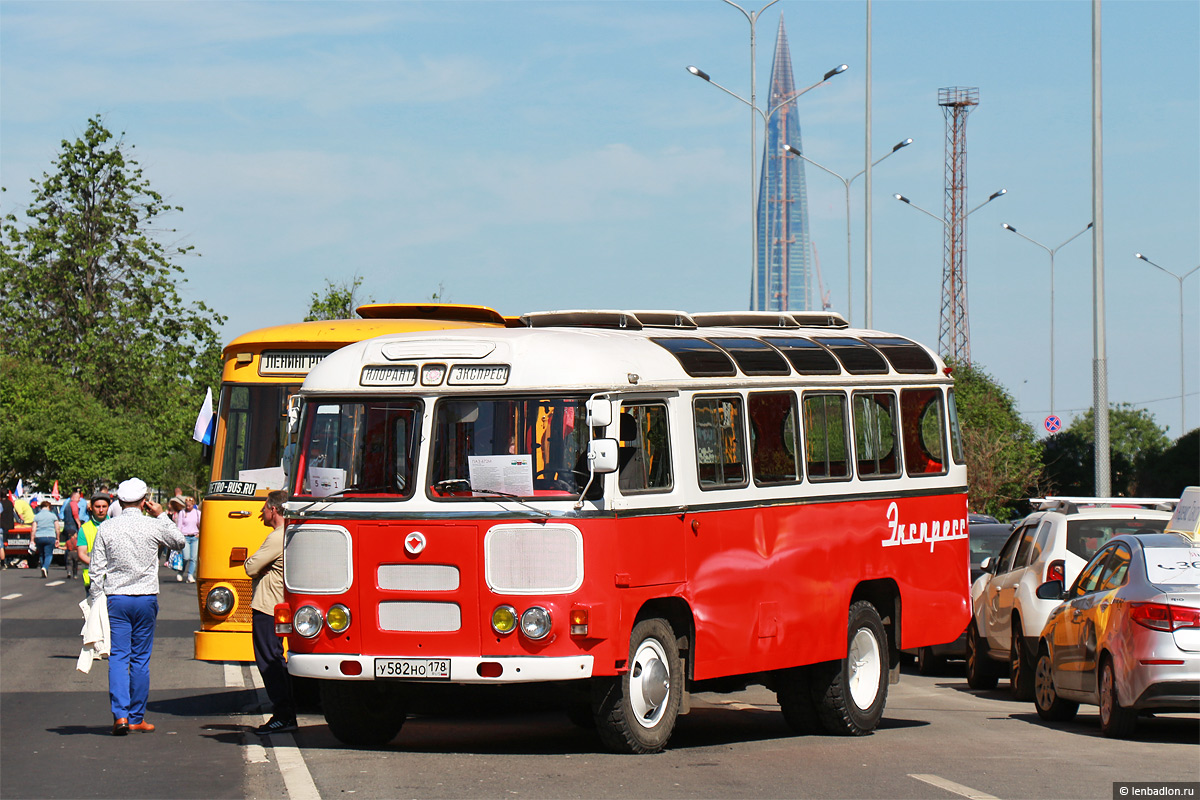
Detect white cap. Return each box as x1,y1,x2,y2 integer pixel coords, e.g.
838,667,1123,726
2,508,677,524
116,477,149,504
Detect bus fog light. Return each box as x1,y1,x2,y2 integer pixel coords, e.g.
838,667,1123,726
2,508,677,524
520,606,552,640
294,605,324,638
492,605,517,635
326,604,352,633
205,586,235,616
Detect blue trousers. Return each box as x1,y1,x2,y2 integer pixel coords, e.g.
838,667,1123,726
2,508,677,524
107,594,158,723
35,537,55,570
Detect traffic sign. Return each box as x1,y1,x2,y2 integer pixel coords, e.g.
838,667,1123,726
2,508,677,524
1044,415,1062,433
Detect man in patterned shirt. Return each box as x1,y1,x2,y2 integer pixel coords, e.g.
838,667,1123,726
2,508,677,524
88,478,186,736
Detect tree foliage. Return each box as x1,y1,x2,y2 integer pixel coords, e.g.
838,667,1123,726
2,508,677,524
1042,404,1173,496
949,360,1042,520
0,116,223,492
305,273,371,321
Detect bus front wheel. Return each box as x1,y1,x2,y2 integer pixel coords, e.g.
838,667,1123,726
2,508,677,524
320,679,407,748
811,600,889,736
593,618,683,754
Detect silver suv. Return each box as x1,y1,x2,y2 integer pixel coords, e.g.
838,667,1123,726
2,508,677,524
966,498,1172,698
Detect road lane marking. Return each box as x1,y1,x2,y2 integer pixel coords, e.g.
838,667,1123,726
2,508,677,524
244,743,270,764
2,594,21,600
225,663,246,688
47,580,65,586
909,774,999,799
248,666,321,800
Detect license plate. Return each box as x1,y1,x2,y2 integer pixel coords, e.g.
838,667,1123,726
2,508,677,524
374,658,451,679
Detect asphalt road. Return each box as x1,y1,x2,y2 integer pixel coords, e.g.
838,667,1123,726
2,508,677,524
2,562,1197,800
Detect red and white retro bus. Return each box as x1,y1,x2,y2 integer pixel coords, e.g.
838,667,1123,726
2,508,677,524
277,310,971,753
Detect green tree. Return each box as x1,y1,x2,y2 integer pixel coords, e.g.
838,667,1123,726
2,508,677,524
1136,429,1199,497
305,273,371,321
1043,404,1172,496
0,116,223,490
949,360,1042,519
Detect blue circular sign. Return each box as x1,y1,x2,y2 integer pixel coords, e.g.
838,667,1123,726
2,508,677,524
1044,415,1062,433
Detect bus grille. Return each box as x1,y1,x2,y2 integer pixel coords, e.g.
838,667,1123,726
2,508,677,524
378,564,460,591
379,601,461,632
284,525,352,594
484,524,583,594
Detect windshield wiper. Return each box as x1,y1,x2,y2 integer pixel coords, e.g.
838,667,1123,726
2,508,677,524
471,489,551,518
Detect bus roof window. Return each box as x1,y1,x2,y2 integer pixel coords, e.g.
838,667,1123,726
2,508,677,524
762,337,842,375
650,338,737,377
812,337,889,375
706,338,791,376
862,337,938,374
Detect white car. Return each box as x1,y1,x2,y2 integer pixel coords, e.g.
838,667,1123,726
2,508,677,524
966,498,1173,698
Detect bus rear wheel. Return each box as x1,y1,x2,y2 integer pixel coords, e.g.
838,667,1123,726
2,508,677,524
811,601,889,736
593,618,683,754
320,680,408,748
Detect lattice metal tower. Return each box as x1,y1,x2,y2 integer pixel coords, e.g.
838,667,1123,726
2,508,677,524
755,15,815,312
938,86,978,362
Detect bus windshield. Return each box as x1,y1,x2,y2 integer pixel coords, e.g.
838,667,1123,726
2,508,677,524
217,383,299,484
293,399,423,499
430,396,593,499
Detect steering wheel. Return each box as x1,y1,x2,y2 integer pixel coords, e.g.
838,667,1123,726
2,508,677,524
533,468,575,492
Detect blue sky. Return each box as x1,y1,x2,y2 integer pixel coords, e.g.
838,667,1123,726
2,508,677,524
2,1,1197,439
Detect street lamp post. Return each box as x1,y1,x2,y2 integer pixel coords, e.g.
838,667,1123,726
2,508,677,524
1001,221,1093,417
688,4,847,310
783,138,911,326
1135,253,1200,433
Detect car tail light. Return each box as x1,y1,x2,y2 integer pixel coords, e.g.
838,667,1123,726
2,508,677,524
1046,560,1065,583
1130,603,1200,632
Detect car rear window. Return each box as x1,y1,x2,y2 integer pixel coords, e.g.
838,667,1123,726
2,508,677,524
1065,518,1169,560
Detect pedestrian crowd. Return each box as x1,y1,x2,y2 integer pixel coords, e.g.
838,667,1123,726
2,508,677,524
3,479,292,739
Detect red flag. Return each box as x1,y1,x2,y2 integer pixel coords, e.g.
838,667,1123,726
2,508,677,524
51,481,61,501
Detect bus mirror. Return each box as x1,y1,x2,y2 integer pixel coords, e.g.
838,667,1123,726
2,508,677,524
586,398,613,428
588,439,618,474
287,395,301,434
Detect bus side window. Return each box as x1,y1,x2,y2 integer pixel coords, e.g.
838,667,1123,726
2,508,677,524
900,388,948,477
802,392,850,481
852,391,899,479
748,391,801,485
617,403,672,494
694,396,748,489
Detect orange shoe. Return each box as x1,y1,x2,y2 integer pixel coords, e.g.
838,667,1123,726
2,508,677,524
112,718,129,736
128,721,155,733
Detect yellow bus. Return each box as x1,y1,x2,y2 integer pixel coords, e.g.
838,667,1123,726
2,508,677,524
194,304,509,662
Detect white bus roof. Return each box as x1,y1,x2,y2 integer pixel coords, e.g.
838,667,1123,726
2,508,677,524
299,311,950,396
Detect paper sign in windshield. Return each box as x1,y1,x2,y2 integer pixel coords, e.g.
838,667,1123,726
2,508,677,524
1146,549,1200,586
307,467,346,497
468,455,534,497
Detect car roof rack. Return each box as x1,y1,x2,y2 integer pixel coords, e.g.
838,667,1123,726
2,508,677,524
1030,496,1178,513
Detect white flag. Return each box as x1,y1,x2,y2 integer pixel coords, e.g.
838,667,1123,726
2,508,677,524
193,388,215,445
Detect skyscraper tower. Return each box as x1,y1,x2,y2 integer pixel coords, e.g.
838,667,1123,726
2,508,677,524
755,15,815,312
938,86,979,362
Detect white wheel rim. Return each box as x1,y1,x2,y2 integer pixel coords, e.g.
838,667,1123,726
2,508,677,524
848,627,882,710
629,638,670,729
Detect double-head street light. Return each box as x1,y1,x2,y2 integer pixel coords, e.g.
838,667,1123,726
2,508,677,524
1135,253,1200,433
1001,221,1093,417
688,4,848,310
783,138,911,326
894,189,1007,223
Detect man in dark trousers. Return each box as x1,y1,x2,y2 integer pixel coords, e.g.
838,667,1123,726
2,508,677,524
245,490,296,734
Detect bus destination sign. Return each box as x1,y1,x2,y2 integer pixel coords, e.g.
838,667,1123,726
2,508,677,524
360,365,418,386
448,364,510,385
259,351,330,376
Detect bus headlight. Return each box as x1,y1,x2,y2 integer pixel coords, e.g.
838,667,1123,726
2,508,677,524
491,605,517,635
294,605,324,638
520,606,552,640
326,604,351,633
205,586,235,616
